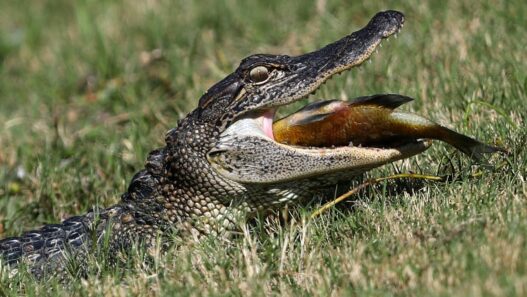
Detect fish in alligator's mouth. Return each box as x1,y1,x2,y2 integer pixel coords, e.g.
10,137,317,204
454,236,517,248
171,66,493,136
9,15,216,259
205,10,433,184
272,94,506,160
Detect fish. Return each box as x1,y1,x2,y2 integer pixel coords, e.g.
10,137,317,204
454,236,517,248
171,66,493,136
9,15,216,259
272,94,507,160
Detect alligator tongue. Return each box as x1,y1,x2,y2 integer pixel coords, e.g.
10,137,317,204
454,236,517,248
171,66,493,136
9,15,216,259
262,109,275,140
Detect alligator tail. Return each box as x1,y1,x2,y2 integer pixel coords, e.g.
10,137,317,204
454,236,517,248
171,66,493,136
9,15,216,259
0,205,126,278
0,148,167,279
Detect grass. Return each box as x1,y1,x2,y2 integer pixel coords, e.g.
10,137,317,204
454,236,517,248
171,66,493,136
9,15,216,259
0,0,526,295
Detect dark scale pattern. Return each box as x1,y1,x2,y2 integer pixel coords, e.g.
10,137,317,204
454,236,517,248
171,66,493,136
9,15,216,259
163,118,248,235
0,11,415,279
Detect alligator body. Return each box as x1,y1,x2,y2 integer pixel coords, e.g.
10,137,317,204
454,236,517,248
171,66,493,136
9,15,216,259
0,11,430,278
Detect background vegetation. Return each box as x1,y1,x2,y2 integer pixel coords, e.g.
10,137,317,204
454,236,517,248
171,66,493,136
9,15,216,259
0,0,525,295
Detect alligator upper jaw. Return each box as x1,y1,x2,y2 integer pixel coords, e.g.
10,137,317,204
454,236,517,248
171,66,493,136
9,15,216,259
286,10,404,104
225,10,406,115
291,10,405,81
276,10,405,105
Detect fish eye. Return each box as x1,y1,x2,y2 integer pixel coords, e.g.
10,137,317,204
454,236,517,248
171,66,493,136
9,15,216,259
249,66,270,83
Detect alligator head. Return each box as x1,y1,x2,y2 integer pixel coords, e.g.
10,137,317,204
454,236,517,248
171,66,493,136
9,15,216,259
196,10,430,188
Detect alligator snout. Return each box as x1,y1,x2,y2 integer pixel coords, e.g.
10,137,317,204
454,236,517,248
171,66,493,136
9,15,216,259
368,10,405,38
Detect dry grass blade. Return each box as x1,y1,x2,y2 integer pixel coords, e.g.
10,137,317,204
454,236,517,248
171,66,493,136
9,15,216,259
310,173,445,219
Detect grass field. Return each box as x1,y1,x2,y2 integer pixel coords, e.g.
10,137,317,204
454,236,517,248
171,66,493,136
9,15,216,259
0,0,526,295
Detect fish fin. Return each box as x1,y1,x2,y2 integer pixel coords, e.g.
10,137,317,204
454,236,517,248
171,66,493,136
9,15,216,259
440,127,508,161
462,141,508,161
283,100,342,126
291,113,334,126
296,99,341,112
348,94,414,109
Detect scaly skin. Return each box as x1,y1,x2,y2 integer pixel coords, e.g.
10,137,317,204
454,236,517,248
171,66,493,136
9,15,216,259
0,10,430,279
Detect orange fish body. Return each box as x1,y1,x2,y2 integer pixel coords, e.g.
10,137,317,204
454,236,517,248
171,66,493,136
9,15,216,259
273,94,505,160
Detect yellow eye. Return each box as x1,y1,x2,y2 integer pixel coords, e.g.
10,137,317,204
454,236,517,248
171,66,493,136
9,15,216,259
249,66,270,83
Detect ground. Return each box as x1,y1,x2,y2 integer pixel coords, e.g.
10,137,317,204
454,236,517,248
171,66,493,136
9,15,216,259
0,0,526,296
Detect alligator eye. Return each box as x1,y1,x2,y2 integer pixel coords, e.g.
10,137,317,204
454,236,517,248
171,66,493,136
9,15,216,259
249,66,270,83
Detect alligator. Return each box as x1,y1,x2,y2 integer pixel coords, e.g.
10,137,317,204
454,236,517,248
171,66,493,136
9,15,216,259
0,10,432,279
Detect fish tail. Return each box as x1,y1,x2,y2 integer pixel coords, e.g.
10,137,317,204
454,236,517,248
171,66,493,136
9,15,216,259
438,127,507,161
